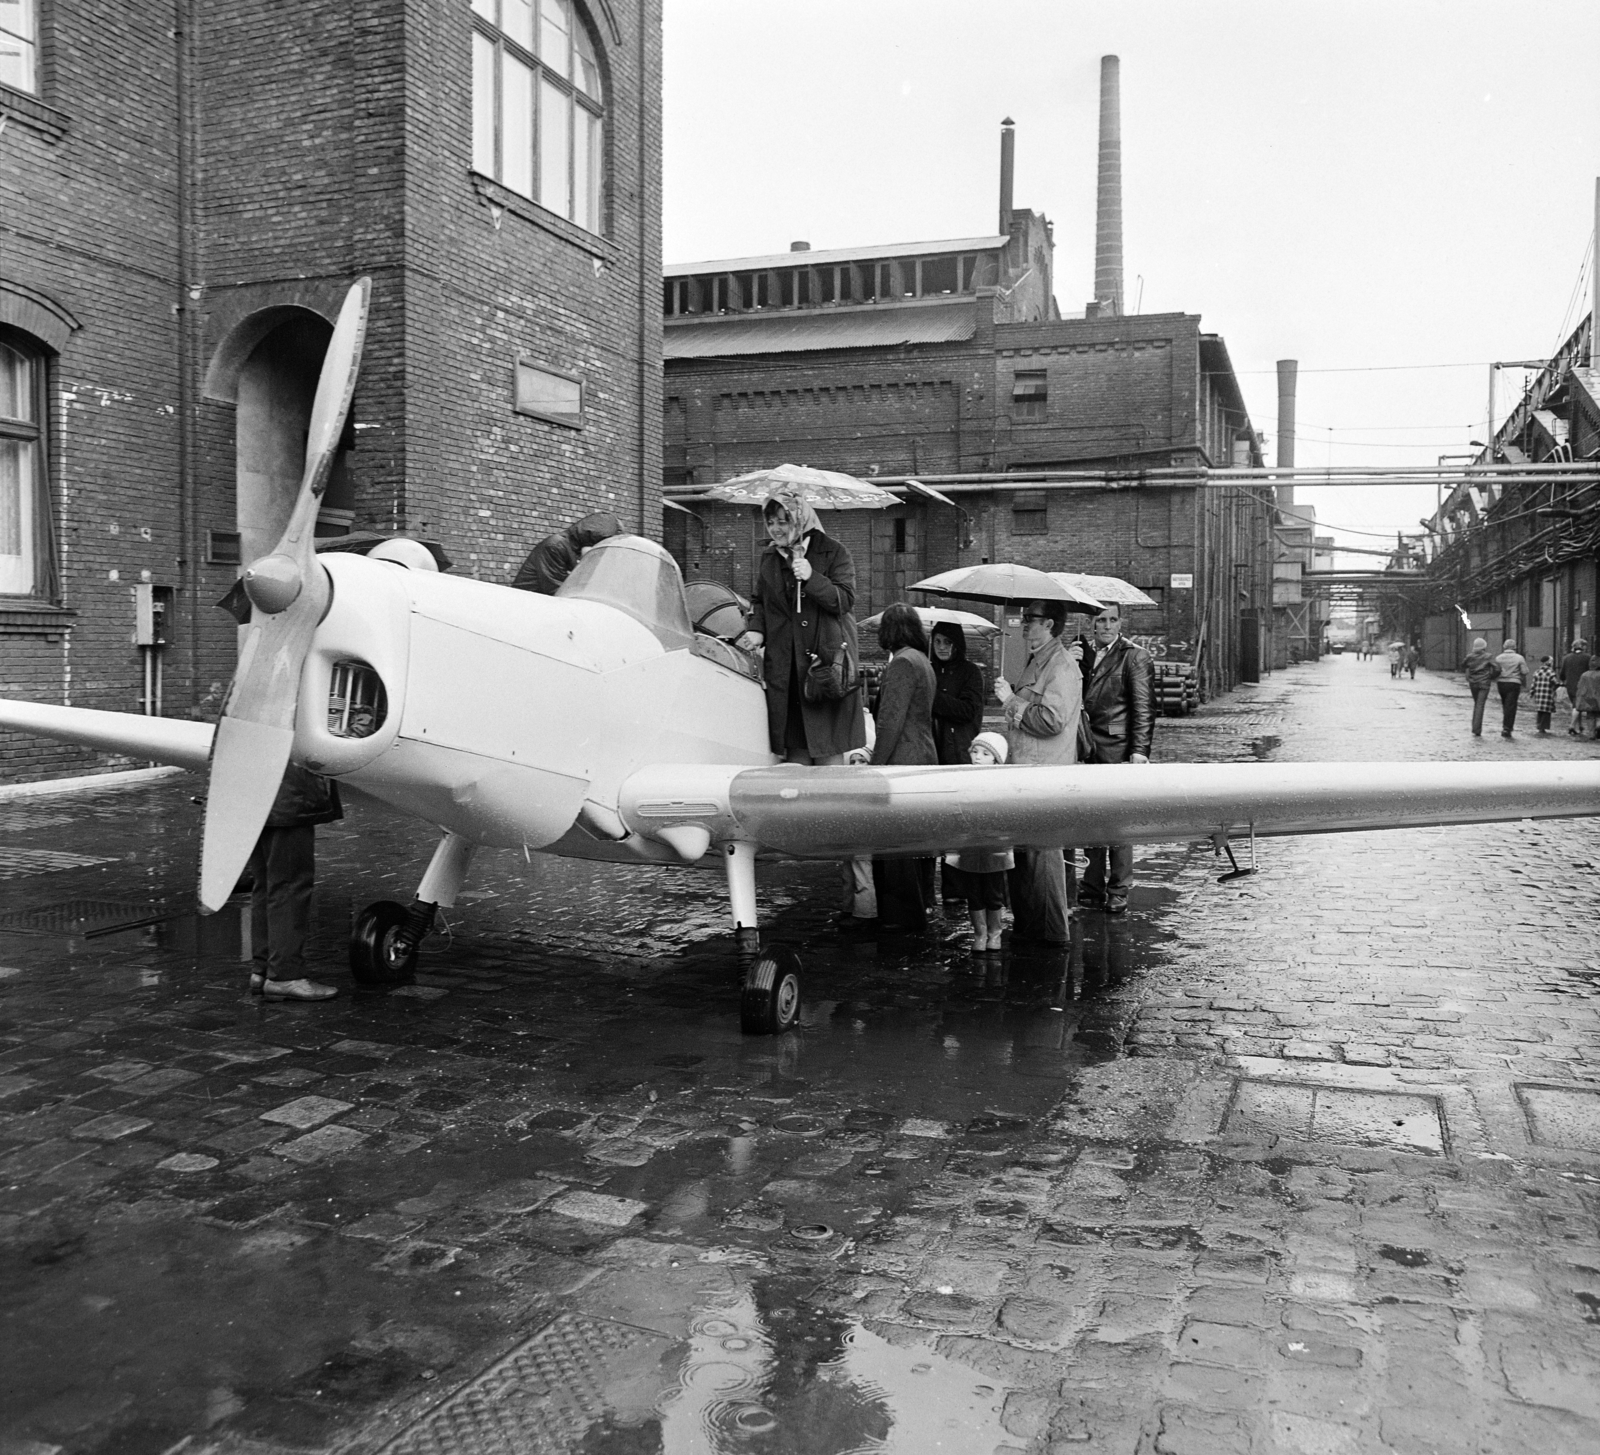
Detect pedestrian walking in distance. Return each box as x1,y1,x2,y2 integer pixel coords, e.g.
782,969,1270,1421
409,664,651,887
1462,637,1500,738
1560,637,1589,735
997,599,1084,946
1078,601,1155,916
1576,655,1600,738
1493,638,1529,738
1528,656,1559,735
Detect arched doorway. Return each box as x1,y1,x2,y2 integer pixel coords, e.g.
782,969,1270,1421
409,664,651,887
204,305,354,564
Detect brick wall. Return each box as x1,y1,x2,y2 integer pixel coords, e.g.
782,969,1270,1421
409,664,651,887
3,0,663,783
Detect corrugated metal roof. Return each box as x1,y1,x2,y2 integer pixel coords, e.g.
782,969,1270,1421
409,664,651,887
666,235,1009,277
664,301,978,359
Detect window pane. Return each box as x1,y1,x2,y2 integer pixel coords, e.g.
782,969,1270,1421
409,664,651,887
0,342,34,423
539,77,570,216
469,0,496,23
501,0,533,51
539,0,569,76
573,106,601,232
574,22,601,99
471,32,496,176
0,35,33,94
515,361,582,426
501,53,534,198
0,438,35,595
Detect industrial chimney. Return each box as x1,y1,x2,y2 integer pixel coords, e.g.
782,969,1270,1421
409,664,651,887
1093,56,1123,316
1276,359,1298,514
999,118,1015,236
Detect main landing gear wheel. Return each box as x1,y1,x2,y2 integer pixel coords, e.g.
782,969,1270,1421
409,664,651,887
740,946,801,1035
350,900,418,984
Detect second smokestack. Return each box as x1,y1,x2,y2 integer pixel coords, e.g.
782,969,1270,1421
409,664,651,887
1094,55,1123,315
1276,358,1298,513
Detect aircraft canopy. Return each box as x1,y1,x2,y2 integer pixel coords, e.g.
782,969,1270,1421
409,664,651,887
557,534,696,650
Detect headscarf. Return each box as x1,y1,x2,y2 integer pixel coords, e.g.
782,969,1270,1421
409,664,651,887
929,621,968,665
762,483,822,554
1470,638,1487,651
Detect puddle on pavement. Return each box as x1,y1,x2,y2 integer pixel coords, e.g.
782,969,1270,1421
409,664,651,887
1248,734,1281,759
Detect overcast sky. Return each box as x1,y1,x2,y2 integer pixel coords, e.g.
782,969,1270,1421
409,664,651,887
662,0,1600,559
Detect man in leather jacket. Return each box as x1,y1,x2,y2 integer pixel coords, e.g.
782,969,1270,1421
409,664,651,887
1079,602,1155,914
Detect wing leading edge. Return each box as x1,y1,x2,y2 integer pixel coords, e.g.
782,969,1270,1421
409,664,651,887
0,699,214,772
621,760,1600,860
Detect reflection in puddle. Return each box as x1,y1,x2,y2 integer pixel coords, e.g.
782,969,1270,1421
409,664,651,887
658,1282,1010,1453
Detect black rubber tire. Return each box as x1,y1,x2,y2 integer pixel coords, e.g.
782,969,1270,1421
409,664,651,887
740,947,801,1035
350,900,418,984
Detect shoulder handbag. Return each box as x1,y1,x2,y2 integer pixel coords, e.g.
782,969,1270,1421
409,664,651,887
803,614,857,704
1075,707,1097,763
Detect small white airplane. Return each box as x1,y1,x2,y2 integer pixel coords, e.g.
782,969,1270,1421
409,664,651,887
5,279,1599,1033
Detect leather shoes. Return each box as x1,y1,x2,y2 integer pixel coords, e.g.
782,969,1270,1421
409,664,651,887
1105,900,1129,916
261,977,339,1001
248,972,265,995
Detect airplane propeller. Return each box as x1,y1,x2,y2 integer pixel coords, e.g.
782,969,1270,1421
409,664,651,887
197,277,371,912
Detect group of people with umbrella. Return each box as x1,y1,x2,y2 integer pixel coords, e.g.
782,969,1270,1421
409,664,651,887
720,464,1157,948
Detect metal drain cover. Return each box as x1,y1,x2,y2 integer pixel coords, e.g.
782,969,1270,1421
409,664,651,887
379,1312,671,1455
0,899,159,935
0,848,119,881
1226,1080,1445,1154
1516,1084,1600,1154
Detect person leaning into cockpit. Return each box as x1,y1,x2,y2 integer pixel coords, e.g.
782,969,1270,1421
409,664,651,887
735,484,866,765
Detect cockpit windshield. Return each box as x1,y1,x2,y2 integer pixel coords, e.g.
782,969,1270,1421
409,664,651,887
556,535,695,650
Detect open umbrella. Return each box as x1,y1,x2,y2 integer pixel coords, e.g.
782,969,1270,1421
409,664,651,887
859,604,1002,638
701,463,896,510
910,563,1103,611
1049,572,1156,608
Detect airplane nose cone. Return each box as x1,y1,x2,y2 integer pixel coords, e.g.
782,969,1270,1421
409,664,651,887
242,554,304,614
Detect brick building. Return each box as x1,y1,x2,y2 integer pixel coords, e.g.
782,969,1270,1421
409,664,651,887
1424,313,1600,667
660,121,1273,698
1,0,662,781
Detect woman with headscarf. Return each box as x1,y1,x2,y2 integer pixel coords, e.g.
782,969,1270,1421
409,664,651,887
928,621,985,766
735,484,866,764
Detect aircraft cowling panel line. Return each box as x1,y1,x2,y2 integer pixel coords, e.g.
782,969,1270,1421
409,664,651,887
709,760,1600,859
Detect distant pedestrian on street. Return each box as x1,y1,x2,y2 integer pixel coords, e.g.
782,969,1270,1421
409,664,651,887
1493,638,1529,738
1078,601,1155,916
1388,641,1403,678
1576,655,1600,738
1404,642,1419,679
1560,637,1590,735
1462,637,1500,738
1528,655,1559,735
942,731,1013,951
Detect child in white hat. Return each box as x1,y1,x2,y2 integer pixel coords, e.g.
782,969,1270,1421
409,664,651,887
942,731,1014,951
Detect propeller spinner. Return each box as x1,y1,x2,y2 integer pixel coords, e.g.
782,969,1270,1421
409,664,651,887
197,277,371,912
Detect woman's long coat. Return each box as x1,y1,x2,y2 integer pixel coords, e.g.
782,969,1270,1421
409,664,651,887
747,528,866,759
931,656,984,765
871,650,938,766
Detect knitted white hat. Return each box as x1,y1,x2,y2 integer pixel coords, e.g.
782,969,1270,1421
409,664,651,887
971,731,1010,763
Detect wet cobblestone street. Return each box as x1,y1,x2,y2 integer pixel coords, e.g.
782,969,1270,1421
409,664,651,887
2,656,1598,1455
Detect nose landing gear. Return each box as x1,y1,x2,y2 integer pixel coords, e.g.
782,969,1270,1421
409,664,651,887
350,899,428,982
740,946,802,1035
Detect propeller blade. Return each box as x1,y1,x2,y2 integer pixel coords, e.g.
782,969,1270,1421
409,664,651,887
197,277,371,912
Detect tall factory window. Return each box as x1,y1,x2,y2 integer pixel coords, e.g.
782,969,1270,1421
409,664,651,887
471,0,606,234
0,332,46,596
0,0,36,93
1011,370,1048,422
1011,490,1047,536
921,256,958,295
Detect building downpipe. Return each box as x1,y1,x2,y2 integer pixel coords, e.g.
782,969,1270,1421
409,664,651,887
1093,56,1123,316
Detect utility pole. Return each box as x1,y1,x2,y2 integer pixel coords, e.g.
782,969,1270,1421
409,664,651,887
1593,176,1599,369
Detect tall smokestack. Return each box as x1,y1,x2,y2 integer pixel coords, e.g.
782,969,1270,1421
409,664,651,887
999,118,1015,236
1276,358,1298,514
1094,56,1123,315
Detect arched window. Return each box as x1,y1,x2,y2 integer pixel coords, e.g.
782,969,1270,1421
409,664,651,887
471,0,605,234
0,331,47,598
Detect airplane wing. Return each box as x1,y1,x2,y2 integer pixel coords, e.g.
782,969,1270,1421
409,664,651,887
0,699,214,773
620,759,1600,860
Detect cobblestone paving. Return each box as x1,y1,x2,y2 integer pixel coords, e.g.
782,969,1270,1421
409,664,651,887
0,656,1596,1454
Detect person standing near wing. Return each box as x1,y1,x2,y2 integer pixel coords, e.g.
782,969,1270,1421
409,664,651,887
1078,602,1155,915
928,621,985,765
735,483,866,765
995,600,1083,945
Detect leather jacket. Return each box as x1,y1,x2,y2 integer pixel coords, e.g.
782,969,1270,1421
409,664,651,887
1082,635,1155,762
